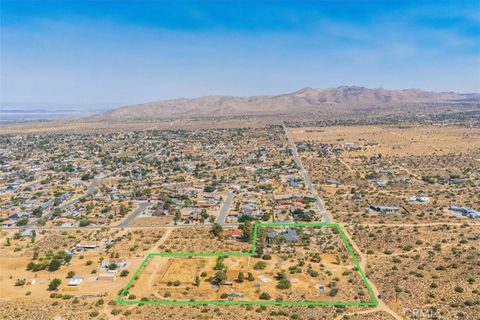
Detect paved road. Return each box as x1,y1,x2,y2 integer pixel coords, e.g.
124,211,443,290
117,202,151,228
282,124,331,223
282,124,403,320
216,191,234,225
1,222,240,231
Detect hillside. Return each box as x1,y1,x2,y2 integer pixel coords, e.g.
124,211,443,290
93,86,480,120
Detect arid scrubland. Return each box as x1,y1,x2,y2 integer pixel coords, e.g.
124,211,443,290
0,121,479,320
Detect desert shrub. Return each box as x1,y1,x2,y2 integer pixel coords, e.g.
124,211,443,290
259,292,271,300
254,261,266,270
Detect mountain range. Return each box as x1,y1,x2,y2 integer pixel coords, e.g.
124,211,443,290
93,86,480,121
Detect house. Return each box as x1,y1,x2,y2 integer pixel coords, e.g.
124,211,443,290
64,250,75,257
286,176,300,188
8,212,30,220
54,217,78,226
369,205,399,214
61,222,77,228
325,179,341,186
101,259,127,270
372,179,388,188
196,201,211,208
274,194,303,206
409,196,430,203
0,220,16,227
20,229,36,238
8,213,20,220
225,292,244,298
266,228,299,243
283,228,299,242
352,194,364,202
67,276,83,286
222,228,243,239
241,203,257,216
449,206,480,219
76,243,97,250
40,199,54,209
273,195,293,205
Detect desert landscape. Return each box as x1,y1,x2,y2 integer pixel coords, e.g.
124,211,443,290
1,1,479,319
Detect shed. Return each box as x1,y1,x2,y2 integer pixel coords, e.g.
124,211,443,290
67,277,83,286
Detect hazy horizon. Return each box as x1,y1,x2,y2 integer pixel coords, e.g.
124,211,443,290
1,1,479,111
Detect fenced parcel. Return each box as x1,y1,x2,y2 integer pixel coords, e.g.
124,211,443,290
116,223,378,307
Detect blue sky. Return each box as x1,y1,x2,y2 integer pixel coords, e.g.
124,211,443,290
1,1,479,110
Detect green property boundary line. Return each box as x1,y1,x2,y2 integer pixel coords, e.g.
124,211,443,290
115,222,379,307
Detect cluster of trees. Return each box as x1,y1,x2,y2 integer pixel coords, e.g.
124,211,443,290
240,221,253,242
26,251,71,272
275,271,291,289
15,218,29,227
212,257,227,284
291,208,313,221
133,187,151,197
237,271,254,282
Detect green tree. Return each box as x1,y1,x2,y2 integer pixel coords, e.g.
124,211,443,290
262,211,271,221
120,204,129,215
48,278,62,291
48,259,61,272
255,227,267,256
200,209,209,222
174,210,181,225
277,278,291,289
33,207,43,218
237,272,245,283
16,219,29,227
211,223,223,238
214,270,226,284
240,221,253,242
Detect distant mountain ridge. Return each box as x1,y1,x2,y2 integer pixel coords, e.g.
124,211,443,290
93,86,480,120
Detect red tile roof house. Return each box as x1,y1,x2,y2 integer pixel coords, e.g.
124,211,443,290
196,201,210,208
222,228,243,239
